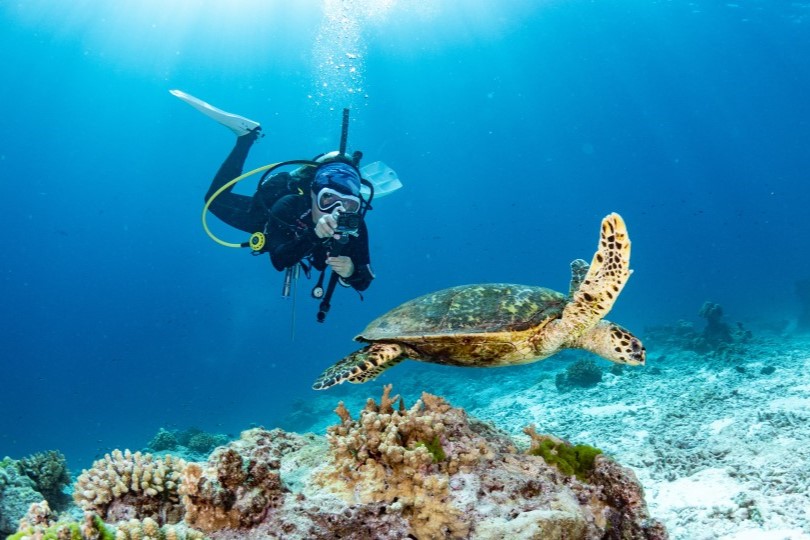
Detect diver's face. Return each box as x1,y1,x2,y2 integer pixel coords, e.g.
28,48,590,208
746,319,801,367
311,191,328,223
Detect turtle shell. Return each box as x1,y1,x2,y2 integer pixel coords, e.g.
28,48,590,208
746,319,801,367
359,284,567,341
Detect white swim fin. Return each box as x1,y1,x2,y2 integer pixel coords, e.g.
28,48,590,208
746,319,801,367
360,161,403,199
169,89,260,136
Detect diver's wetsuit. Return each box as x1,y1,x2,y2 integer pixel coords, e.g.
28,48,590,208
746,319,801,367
205,133,374,292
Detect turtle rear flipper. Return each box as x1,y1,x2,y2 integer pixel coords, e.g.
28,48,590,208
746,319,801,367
312,343,406,390
560,213,632,337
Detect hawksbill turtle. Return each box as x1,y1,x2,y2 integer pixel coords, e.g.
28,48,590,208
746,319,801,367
313,212,645,390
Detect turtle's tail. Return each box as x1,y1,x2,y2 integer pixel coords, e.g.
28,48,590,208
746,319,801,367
313,343,405,390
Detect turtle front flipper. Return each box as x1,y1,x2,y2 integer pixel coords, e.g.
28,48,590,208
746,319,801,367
568,259,590,297
559,213,632,338
312,343,406,390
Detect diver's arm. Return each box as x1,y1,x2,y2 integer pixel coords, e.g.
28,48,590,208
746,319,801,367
339,221,374,292
266,197,322,271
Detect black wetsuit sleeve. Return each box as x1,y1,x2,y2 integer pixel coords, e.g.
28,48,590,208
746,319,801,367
266,195,321,271
340,220,374,292
204,132,266,234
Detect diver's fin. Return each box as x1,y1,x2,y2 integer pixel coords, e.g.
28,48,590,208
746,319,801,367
360,161,403,199
169,89,260,136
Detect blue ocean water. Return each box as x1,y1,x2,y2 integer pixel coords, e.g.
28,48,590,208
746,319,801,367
1,0,808,470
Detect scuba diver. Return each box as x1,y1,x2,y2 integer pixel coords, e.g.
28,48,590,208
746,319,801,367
171,89,401,322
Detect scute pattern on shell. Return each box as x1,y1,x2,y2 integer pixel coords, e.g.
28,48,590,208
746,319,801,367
360,284,567,340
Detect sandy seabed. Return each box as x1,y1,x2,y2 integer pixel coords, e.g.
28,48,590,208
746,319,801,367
462,333,810,540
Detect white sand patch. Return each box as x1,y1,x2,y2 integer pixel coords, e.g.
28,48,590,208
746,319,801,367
768,397,810,411
718,529,810,540
581,403,639,416
652,468,742,511
708,417,735,434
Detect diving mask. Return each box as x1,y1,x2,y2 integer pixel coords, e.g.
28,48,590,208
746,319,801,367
316,187,361,214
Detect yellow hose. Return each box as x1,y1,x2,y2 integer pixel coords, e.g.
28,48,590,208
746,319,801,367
201,162,280,248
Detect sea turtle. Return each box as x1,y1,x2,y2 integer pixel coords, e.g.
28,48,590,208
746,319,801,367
313,213,645,390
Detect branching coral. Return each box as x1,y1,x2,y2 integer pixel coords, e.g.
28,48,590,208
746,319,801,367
73,450,186,524
316,384,496,539
17,450,71,508
10,506,206,540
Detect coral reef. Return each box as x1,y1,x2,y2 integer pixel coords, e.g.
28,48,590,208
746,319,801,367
146,428,230,459
148,429,179,452
643,302,752,358
314,385,490,538
9,502,206,540
9,388,666,540
313,384,666,539
73,449,187,524
16,450,71,508
698,301,733,347
556,357,604,390
0,453,69,537
180,428,307,532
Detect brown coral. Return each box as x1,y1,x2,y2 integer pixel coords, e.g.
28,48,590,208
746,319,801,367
314,385,667,540
315,384,499,539
114,517,207,540
180,428,307,532
73,450,186,524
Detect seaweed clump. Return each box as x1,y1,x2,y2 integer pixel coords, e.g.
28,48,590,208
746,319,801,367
524,426,602,481
415,435,446,463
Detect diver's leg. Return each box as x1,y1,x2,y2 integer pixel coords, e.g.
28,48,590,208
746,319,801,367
204,129,262,232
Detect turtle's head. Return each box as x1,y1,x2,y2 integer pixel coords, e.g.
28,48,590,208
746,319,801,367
572,321,646,366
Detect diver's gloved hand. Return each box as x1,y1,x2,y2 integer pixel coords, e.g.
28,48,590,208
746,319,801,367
326,255,355,278
314,212,340,239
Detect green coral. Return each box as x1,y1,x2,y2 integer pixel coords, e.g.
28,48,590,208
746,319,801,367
8,519,107,540
94,514,115,540
414,435,446,463
528,438,602,480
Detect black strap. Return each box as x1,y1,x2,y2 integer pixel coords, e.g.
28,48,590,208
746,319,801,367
316,236,348,322
316,272,340,323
